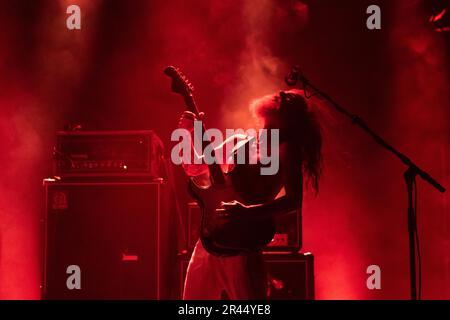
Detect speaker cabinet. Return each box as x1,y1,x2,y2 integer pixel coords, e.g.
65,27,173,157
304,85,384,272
264,252,314,300
42,180,172,299
177,252,314,300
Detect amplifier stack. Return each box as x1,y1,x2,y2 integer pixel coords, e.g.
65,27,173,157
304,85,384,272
42,130,176,299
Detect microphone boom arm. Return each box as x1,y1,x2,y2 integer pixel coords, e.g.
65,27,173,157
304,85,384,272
290,69,445,193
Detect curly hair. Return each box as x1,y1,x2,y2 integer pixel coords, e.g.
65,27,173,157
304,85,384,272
250,89,323,192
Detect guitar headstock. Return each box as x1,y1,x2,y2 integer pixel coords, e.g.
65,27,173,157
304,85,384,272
164,66,194,98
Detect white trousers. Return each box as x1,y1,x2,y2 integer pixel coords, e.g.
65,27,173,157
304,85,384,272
183,240,267,300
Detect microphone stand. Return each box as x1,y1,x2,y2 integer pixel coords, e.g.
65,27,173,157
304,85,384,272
288,69,446,300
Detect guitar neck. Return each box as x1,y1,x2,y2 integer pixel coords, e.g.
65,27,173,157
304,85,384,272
184,94,225,185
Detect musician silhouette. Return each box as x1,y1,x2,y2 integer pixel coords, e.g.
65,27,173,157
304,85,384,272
181,89,323,299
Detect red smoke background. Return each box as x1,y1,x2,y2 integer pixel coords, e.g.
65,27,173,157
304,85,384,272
0,0,448,299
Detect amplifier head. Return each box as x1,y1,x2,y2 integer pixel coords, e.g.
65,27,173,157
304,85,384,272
54,130,164,179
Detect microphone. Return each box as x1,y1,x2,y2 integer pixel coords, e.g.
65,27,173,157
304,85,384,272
284,65,302,86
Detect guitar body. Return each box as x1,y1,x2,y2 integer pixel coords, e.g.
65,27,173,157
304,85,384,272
189,174,276,256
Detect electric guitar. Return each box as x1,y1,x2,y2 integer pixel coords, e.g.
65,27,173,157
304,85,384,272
164,66,276,256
